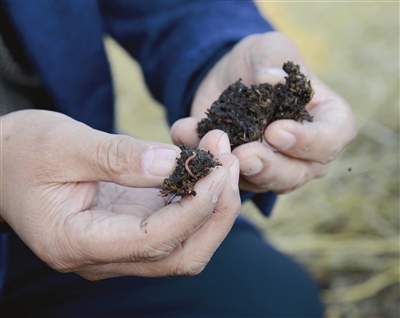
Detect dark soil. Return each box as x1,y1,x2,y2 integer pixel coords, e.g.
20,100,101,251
161,62,313,199
160,144,221,199
197,61,314,149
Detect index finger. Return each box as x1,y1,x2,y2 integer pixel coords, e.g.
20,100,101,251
170,117,200,147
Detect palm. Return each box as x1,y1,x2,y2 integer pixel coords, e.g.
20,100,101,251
53,181,169,232
93,183,167,219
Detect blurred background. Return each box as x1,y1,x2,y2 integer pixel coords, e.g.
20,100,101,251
104,2,399,317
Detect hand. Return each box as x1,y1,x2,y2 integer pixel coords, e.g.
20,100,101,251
171,32,357,194
0,110,240,280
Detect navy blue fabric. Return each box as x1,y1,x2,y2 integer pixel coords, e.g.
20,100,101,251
2,222,323,317
3,1,114,132
0,233,8,299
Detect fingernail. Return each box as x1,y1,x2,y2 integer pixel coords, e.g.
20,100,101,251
217,133,231,154
267,129,296,150
263,68,286,84
265,68,287,77
240,156,263,176
142,148,177,177
229,159,240,190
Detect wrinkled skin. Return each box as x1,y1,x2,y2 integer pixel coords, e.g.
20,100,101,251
1,110,240,280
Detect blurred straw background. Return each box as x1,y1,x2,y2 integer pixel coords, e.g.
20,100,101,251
104,2,399,317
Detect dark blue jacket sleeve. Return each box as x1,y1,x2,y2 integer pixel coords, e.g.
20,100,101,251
100,1,274,125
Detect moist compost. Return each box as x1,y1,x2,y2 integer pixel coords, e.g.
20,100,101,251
197,61,314,149
160,144,221,199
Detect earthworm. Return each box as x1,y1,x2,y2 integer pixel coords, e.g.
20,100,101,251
185,152,198,179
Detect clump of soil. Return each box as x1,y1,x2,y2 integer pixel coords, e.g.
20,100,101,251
160,144,221,198
197,61,314,149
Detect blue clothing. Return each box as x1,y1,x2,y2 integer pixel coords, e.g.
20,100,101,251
2,221,323,317
3,1,272,129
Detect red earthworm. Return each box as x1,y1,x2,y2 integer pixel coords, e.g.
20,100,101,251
185,152,198,179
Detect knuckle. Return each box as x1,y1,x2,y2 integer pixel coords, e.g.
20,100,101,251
316,163,330,178
350,125,358,142
79,273,101,281
269,166,308,194
96,135,136,179
41,254,71,273
260,31,294,47
303,132,341,164
78,271,114,281
291,163,317,191
175,261,207,276
136,241,173,262
272,32,297,48
345,123,358,147
260,171,282,193
323,144,342,164
320,121,357,165
231,198,242,217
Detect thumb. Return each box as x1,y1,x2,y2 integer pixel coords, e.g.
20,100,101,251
17,111,182,187
3,109,180,189
72,129,180,187
256,67,287,86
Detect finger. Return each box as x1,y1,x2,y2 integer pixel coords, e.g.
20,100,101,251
170,117,200,147
81,133,181,186
197,129,231,155
233,141,329,194
4,110,181,187
74,154,241,279
254,67,286,86
139,155,240,278
166,153,240,276
59,163,230,268
264,82,357,164
152,131,240,276
54,121,181,186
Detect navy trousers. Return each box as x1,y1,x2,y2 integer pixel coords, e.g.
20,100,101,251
1,220,323,317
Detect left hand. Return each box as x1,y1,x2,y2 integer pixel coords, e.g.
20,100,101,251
1,110,240,280
171,32,357,194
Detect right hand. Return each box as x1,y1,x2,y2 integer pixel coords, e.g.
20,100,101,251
0,110,240,280
171,32,356,194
